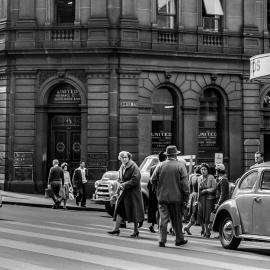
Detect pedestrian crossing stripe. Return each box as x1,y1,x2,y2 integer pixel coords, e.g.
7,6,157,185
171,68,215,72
0,221,269,270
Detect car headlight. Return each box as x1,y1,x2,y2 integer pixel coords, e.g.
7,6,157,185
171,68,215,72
95,181,99,189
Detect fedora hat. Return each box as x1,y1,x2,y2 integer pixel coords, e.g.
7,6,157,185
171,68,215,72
164,145,181,156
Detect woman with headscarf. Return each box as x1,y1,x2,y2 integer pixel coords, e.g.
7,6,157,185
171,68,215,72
197,163,217,238
107,151,144,237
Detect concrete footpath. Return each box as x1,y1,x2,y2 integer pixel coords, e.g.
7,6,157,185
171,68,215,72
0,190,105,212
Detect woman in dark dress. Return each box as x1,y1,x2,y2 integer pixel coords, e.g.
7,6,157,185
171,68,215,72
197,163,217,238
108,151,144,238
147,151,167,233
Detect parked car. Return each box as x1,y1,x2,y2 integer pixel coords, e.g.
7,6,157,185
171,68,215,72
92,154,196,216
212,162,270,250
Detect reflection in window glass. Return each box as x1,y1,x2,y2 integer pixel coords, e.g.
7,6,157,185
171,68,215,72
261,171,270,190
239,172,258,190
152,88,175,153
198,88,223,158
157,0,176,29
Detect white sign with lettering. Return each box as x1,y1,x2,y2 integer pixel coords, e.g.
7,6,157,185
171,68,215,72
250,53,270,80
215,153,223,165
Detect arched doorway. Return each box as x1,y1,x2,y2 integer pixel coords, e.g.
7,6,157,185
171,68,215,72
47,83,82,174
151,87,176,153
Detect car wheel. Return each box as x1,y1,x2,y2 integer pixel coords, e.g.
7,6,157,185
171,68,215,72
219,214,241,250
105,202,115,217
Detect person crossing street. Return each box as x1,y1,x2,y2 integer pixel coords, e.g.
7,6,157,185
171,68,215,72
151,145,190,247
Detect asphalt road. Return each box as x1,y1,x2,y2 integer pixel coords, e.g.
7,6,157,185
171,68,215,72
0,205,270,270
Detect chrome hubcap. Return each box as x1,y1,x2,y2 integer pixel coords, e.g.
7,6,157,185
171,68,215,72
222,220,233,242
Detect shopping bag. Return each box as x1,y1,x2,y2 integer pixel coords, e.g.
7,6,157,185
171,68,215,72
69,192,74,200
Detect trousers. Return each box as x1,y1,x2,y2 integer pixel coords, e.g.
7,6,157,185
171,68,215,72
159,203,184,243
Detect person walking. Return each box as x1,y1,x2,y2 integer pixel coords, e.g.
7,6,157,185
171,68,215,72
183,165,201,235
151,145,189,248
214,163,229,211
108,151,144,238
72,161,88,207
147,151,167,233
61,162,73,209
197,163,217,238
47,159,64,209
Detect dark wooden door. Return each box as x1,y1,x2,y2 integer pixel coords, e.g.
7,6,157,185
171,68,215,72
49,115,81,174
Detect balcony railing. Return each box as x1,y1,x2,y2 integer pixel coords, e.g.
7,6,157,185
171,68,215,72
51,28,74,40
203,33,223,46
157,30,177,44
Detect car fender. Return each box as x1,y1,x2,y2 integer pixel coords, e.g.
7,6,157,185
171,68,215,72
212,199,242,236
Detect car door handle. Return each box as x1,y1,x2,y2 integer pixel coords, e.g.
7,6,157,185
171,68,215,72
254,197,262,203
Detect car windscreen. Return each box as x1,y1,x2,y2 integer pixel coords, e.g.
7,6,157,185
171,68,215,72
139,157,158,172
102,172,119,180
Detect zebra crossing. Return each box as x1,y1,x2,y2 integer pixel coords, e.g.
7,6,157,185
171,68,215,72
0,218,270,270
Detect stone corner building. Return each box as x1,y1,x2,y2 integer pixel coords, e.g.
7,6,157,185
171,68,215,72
0,0,270,193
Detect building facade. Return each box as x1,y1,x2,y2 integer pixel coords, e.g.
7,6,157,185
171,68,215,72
0,0,270,193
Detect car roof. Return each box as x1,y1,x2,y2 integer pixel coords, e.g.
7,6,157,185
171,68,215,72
251,161,270,168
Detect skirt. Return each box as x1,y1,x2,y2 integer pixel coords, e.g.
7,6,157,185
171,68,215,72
61,184,70,200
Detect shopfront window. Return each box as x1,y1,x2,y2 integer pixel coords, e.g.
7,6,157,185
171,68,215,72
152,88,175,153
198,88,224,158
55,0,75,25
202,0,224,32
156,0,176,29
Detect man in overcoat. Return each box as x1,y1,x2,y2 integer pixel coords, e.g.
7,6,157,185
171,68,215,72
151,145,190,247
72,161,88,207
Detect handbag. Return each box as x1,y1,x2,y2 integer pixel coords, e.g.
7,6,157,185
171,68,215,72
69,192,74,200
45,187,52,198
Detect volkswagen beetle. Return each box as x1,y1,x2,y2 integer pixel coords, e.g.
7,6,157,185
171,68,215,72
212,162,270,249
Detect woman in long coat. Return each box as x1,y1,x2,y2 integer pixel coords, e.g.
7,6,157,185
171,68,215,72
197,163,217,238
108,151,144,238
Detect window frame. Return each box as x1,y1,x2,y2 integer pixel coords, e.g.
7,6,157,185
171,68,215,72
55,0,75,25
156,0,177,29
238,171,258,191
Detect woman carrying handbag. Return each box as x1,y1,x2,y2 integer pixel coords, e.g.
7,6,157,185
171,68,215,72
61,163,73,209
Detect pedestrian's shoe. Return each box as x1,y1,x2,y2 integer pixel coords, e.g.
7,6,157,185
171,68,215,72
107,230,120,236
159,242,165,247
175,239,188,246
149,225,156,233
81,204,86,207
130,231,139,238
138,221,143,228
183,227,192,235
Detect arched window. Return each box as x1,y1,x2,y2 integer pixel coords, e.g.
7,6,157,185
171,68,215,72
151,88,175,153
55,0,75,25
198,88,224,159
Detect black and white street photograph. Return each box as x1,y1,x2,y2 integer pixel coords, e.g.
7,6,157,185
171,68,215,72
0,0,270,269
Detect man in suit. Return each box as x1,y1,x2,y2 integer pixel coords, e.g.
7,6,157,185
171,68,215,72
48,159,64,209
72,161,88,207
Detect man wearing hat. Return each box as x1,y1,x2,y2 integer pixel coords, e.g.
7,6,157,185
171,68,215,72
214,163,229,211
151,145,189,247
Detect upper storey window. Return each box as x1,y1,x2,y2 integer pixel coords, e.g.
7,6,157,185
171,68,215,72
55,0,75,25
202,0,224,32
156,0,176,29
